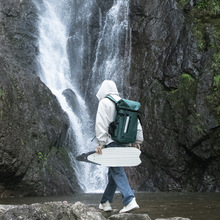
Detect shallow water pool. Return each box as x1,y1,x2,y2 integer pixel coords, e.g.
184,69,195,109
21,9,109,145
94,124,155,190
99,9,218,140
0,192,219,220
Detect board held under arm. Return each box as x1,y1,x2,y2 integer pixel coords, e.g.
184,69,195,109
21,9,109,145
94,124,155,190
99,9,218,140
76,147,141,167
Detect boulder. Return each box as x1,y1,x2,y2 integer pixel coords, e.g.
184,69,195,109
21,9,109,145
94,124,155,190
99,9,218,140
62,88,82,119
109,213,152,220
0,202,105,220
0,202,153,220
155,218,191,220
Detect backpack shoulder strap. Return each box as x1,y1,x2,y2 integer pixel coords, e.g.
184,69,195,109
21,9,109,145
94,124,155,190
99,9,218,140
106,95,117,104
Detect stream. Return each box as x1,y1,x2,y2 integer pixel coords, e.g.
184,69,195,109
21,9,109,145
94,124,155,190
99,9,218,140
0,193,219,220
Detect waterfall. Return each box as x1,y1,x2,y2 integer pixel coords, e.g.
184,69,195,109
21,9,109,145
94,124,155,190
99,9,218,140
92,0,131,81
33,0,131,192
85,0,131,102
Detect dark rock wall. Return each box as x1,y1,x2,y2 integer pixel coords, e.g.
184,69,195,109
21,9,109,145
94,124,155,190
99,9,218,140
0,0,80,196
0,0,38,71
127,0,220,191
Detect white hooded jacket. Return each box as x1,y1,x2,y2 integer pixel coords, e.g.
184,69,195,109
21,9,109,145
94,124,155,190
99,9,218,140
95,80,143,146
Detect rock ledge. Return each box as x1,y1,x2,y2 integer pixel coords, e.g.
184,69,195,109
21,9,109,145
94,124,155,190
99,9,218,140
0,201,190,220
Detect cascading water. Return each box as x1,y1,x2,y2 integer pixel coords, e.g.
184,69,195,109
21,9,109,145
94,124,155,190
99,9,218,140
33,0,131,192
86,0,131,98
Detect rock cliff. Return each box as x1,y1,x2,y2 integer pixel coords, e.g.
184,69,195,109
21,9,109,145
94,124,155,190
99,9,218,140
0,0,80,196
127,0,220,191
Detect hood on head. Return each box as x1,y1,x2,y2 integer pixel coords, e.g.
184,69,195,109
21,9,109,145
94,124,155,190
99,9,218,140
96,80,119,100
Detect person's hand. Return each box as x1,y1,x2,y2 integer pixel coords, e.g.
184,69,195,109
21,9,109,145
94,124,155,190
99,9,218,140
95,145,103,154
133,143,141,150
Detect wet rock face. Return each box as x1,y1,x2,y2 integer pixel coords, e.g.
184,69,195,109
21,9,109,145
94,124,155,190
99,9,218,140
0,0,80,196
62,89,82,121
0,0,38,71
128,0,220,191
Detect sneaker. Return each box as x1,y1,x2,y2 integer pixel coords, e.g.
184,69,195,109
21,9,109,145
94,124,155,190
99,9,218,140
99,201,112,212
119,198,139,213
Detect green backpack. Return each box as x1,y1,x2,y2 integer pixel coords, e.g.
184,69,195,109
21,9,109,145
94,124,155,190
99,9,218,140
107,95,141,144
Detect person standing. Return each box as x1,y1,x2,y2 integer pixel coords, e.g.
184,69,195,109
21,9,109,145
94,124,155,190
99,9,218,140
95,80,143,213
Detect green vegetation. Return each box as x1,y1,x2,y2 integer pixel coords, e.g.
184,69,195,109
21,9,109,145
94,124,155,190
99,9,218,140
38,152,47,161
20,138,25,146
194,113,205,134
194,124,203,133
206,92,220,118
207,30,220,119
178,0,190,10
178,0,220,14
212,52,220,73
168,73,196,109
186,0,220,123
196,0,220,16
191,1,220,49
166,72,206,136
178,73,196,91
192,18,206,50
0,89,6,100
213,75,220,88
181,73,194,84
168,73,196,97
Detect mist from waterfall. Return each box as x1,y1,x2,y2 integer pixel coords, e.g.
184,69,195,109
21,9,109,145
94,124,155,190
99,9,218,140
33,0,131,192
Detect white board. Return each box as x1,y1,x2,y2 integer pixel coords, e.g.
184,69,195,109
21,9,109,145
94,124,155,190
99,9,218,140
87,147,141,167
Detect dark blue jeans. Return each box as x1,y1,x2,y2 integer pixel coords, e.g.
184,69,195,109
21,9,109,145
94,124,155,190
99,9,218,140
100,142,134,206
